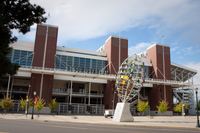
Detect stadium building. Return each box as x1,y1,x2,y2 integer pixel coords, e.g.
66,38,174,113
0,24,197,115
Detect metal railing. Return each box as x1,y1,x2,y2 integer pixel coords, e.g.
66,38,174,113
0,100,104,115
144,78,192,86
52,88,104,97
58,103,104,115
19,65,112,76
52,88,69,94
0,89,27,94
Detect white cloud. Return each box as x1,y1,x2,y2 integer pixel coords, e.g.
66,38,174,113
18,0,200,45
128,42,151,55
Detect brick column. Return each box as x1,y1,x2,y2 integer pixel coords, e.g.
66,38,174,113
103,36,128,109
146,44,173,111
30,24,58,103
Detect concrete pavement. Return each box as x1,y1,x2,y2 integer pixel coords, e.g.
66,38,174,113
0,113,199,129
1,119,199,133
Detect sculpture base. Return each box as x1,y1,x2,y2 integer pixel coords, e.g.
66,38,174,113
112,102,133,122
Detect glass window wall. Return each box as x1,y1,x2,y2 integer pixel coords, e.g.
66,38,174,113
8,49,33,67
55,54,107,74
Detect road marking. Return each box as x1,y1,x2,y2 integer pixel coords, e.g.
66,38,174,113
43,124,128,133
48,125,89,130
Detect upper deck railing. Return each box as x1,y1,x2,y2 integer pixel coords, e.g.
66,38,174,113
18,66,193,87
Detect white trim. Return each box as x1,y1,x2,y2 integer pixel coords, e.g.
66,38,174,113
16,71,31,77
146,43,169,51
17,67,194,86
56,51,107,60
38,24,58,28
57,47,106,57
105,36,128,44
171,63,197,73
97,36,128,52
54,75,107,83
18,67,115,80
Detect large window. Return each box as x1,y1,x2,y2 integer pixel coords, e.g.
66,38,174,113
55,54,108,74
144,66,149,78
67,56,73,71
9,49,33,67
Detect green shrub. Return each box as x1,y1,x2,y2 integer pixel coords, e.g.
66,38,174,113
48,99,58,113
137,100,149,115
35,98,45,115
28,99,33,107
174,102,190,113
1,98,13,112
157,100,168,113
19,98,26,110
173,102,182,113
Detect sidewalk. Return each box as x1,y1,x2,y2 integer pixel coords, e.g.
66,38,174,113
0,113,199,129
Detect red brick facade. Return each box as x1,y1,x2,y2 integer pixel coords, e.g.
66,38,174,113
104,37,128,109
29,25,173,111
30,24,58,103
147,45,173,111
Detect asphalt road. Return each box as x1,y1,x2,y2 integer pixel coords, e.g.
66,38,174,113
0,119,199,133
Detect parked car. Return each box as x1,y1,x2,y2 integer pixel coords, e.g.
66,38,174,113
104,110,114,118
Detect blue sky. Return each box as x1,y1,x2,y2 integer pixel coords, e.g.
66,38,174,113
16,0,200,86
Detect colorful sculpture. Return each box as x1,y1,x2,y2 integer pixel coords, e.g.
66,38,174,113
115,54,144,103
113,54,144,122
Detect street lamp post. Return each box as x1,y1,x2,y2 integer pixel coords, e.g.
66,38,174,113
25,85,31,116
195,88,200,128
31,91,36,120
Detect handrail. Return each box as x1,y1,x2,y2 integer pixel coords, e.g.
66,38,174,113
18,66,193,87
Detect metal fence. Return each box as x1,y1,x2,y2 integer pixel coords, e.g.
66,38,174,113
0,100,104,115
58,103,104,115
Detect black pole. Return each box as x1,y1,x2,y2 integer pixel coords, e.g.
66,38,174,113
31,99,34,120
31,92,36,120
196,88,200,128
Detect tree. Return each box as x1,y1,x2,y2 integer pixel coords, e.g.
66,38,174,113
48,98,58,114
137,100,149,115
35,98,45,116
1,97,13,113
157,100,168,113
0,0,46,79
